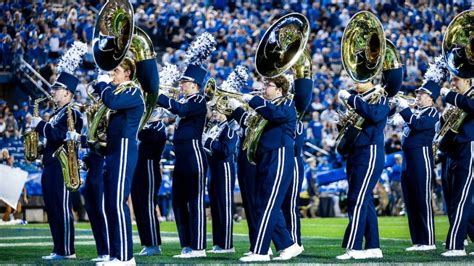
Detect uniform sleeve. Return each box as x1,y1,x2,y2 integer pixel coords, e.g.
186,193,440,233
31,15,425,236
399,107,439,130
248,96,295,123
230,107,248,128
445,91,474,113
347,95,390,122
294,78,313,114
35,109,83,142
156,94,206,117
100,86,144,110
205,126,238,158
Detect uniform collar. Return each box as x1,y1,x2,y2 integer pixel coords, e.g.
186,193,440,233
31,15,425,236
466,86,474,96
185,92,199,100
360,87,376,97
271,95,285,104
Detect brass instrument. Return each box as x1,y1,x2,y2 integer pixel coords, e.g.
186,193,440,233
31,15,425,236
392,92,416,106
90,0,158,150
54,103,82,191
255,12,311,79
442,9,474,79
24,97,49,161
434,10,474,154
336,11,388,155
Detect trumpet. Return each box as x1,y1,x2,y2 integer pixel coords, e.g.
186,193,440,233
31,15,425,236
159,84,180,100
392,92,416,106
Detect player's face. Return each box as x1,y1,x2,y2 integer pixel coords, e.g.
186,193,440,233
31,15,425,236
450,76,470,94
263,81,280,100
415,91,432,108
111,66,130,85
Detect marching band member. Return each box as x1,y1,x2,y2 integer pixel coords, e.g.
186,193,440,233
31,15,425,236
156,32,215,258
92,57,145,264
30,43,86,260
131,64,178,257
439,76,474,256
229,75,301,262
336,80,390,260
131,108,167,256
203,111,238,253
393,59,443,252
204,66,246,253
283,74,313,249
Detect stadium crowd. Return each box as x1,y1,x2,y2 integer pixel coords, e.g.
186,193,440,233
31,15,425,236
1,0,471,221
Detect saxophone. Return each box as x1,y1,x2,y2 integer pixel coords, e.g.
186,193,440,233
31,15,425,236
433,92,473,155
53,103,82,191
335,85,386,155
24,97,48,161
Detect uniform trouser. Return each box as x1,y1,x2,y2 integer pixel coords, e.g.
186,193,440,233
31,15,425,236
445,141,474,250
83,152,109,256
281,156,304,247
401,146,435,246
131,157,162,247
237,149,257,250
173,140,208,250
104,138,138,261
342,144,384,250
209,160,236,249
41,160,75,256
252,146,295,255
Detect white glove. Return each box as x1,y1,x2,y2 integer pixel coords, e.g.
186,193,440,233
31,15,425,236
97,71,112,83
242,94,253,102
228,98,243,110
440,87,450,97
397,98,409,110
338,90,350,101
65,131,81,142
30,117,42,128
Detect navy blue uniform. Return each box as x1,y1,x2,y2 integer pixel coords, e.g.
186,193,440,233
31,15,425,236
95,81,145,261
231,95,296,254
131,121,167,247
443,89,474,250
157,93,208,250
235,128,258,250
80,135,109,257
35,103,83,256
341,89,390,250
204,121,238,249
399,106,438,246
282,78,312,246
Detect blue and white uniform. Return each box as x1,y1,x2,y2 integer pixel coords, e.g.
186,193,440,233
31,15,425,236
94,81,145,261
204,120,238,250
35,103,83,257
341,88,390,251
131,120,167,248
399,105,438,246
157,92,208,250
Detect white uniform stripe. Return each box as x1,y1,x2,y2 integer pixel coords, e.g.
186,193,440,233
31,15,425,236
291,157,298,242
422,147,433,245
151,159,159,246
147,160,154,246
255,147,285,253
121,138,129,259
347,145,376,249
101,193,110,253
116,139,125,259
224,162,230,249
449,142,474,249
192,140,204,249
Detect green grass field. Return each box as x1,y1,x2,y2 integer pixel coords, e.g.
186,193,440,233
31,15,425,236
0,216,473,264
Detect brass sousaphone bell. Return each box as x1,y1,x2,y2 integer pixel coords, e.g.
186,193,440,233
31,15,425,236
341,11,386,83
442,9,474,79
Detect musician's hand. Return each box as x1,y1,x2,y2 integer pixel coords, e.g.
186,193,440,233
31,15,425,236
440,87,450,97
397,98,409,110
242,94,253,102
338,90,350,101
228,98,242,110
65,131,80,142
30,117,41,128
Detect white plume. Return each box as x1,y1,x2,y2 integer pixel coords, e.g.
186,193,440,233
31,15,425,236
184,32,216,66
57,41,88,74
221,65,249,93
160,63,181,86
423,55,449,84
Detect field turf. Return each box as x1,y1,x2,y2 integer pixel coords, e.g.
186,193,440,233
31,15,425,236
0,216,473,264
